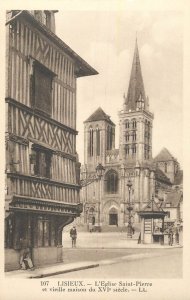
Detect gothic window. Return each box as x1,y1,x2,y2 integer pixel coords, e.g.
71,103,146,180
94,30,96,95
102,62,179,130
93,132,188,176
126,145,130,156
132,144,136,154
89,128,94,156
96,128,100,156
126,133,130,142
132,131,136,141
110,127,113,149
107,126,109,150
147,121,151,144
125,120,130,129
112,127,115,147
107,126,113,150
132,119,136,128
144,145,147,159
31,62,54,116
105,170,118,194
165,163,167,173
147,146,150,159
30,146,52,178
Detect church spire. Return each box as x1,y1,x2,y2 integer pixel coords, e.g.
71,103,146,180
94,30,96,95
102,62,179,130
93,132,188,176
124,39,147,111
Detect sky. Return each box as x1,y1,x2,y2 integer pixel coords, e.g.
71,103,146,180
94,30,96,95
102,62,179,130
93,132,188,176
55,9,183,166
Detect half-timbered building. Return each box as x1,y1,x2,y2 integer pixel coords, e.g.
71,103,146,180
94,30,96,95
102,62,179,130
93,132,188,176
5,10,97,270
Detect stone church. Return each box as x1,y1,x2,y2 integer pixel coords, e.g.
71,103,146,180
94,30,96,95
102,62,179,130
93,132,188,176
80,40,182,231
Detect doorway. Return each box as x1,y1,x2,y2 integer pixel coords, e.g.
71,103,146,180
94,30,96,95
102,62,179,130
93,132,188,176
109,206,118,226
109,213,118,225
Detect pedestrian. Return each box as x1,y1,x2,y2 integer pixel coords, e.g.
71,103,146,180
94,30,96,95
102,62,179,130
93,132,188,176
89,223,93,233
70,226,77,248
175,228,179,245
168,229,173,246
19,238,34,270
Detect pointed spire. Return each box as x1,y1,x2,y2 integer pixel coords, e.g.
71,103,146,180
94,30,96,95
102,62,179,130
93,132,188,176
124,39,147,111
135,31,138,45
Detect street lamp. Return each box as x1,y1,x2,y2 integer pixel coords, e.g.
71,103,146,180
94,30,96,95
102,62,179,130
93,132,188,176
95,163,105,231
81,163,105,231
96,163,105,179
127,179,133,238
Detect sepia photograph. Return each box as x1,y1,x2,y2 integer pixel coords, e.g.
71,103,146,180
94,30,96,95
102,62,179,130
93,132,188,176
1,1,190,299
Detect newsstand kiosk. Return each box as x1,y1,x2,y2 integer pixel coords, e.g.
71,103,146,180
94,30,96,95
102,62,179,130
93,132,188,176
138,196,168,245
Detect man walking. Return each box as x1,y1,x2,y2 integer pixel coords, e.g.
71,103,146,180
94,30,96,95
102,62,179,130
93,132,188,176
20,237,34,270
70,226,77,248
168,228,173,246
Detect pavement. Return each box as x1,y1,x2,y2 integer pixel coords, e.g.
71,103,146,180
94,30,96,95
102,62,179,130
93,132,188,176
5,232,182,278
5,261,100,279
61,231,182,249
4,251,175,279
55,248,182,279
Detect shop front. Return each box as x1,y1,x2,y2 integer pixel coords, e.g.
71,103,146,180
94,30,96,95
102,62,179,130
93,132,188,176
5,195,82,271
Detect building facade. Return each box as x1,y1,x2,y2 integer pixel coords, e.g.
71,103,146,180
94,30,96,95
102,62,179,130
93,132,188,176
5,10,97,270
81,40,182,231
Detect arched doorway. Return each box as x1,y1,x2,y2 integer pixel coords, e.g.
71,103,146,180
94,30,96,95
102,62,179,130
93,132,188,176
109,207,118,226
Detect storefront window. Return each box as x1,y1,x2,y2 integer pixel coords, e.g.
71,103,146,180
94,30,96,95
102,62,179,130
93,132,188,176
38,218,51,247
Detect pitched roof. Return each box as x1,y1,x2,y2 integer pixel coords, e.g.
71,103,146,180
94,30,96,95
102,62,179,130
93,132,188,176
155,168,172,185
6,10,98,78
124,39,147,111
164,191,182,207
144,199,163,212
174,170,183,185
154,148,176,162
84,107,115,125
138,196,167,216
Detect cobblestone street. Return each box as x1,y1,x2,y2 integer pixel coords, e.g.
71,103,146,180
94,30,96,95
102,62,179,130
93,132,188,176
62,230,182,249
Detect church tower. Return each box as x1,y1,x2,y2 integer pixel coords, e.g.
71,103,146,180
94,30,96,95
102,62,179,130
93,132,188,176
84,107,115,172
118,40,155,212
119,39,154,165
